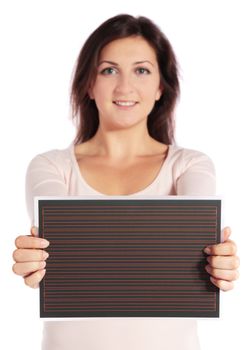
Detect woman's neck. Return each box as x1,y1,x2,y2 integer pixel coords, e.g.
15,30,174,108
88,126,158,160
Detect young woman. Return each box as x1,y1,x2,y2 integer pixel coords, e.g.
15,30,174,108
12,14,239,350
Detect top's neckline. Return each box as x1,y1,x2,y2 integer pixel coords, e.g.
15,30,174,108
69,143,173,196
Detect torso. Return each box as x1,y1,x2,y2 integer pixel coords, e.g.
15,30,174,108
74,141,169,195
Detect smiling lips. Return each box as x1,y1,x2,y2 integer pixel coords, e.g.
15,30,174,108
113,100,138,107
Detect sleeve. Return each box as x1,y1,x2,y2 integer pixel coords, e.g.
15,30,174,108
25,152,68,225
175,149,216,196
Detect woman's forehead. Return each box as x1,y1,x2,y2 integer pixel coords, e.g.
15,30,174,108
99,36,158,63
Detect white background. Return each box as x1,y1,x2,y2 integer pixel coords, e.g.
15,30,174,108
0,1,251,349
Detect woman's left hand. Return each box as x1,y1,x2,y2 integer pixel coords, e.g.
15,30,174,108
204,227,240,291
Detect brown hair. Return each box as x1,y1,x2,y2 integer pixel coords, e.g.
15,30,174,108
71,14,180,145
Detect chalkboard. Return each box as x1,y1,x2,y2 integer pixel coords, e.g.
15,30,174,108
36,196,221,318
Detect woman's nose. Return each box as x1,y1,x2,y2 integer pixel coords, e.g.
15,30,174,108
114,74,134,94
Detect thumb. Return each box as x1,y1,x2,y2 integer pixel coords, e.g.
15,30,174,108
30,226,39,237
222,226,232,242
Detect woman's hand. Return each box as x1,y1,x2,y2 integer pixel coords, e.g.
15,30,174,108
204,226,240,291
12,226,50,288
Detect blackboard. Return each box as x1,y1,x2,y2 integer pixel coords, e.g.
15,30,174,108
36,196,221,318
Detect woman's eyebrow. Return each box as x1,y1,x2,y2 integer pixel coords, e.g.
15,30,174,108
98,60,154,66
134,60,154,66
98,60,118,66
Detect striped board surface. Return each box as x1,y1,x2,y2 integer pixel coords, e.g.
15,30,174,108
36,196,221,318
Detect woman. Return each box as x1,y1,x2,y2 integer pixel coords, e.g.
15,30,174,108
12,14,239,350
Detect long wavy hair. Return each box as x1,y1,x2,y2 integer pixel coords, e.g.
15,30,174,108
71,14,180,145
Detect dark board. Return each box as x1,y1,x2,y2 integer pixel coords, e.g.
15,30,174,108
37,197,221,318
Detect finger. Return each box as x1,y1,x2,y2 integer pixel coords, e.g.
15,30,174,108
13,249,49,262
12,261,46,276
207,255,240,270
222,226,232,242
31,226,38,237
15,235,49,249
210,277,234,292
205,265,239,281
24,269,46,289
204,240,237,256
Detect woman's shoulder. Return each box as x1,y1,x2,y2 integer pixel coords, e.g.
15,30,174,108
168,144,215,175
169,144,214,163
168,145,216,195
27,144,73,172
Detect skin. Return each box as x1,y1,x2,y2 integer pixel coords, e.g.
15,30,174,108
12,36,239,290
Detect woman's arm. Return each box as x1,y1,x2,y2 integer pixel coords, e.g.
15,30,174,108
175,149,239,291
12,152,68,288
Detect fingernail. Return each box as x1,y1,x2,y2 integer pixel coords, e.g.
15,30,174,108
205,264,210,273
40,239,50,248
43,251,49,259
210,276,216,284
31,226,38,235
204,247,211,254
40,261,46,268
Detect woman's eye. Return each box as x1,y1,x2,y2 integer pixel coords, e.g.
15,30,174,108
100,67,117,75
136,67,150,75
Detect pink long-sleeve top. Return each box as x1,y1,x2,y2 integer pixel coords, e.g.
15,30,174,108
26,142,216,350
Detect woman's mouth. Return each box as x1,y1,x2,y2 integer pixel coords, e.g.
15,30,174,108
113,100,138,107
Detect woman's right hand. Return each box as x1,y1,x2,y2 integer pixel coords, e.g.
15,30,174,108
12,226,50,288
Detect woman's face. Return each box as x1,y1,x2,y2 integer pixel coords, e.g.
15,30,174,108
89,36,162,131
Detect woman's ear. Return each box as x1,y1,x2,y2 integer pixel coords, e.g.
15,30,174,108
88,87,94,100
155,84,163,101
